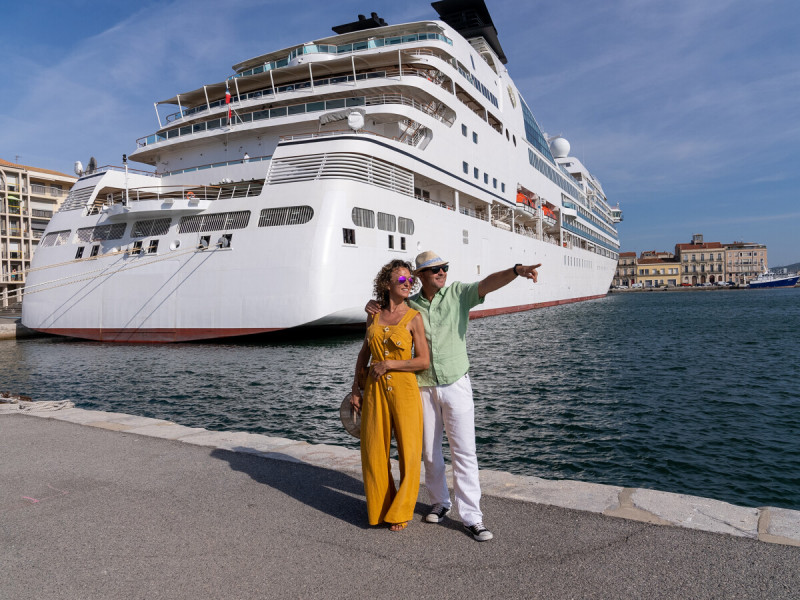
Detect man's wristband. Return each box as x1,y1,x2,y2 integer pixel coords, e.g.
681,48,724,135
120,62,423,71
513,264,522,277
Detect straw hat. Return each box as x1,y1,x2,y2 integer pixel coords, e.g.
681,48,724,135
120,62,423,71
339,394,361,438
414,250,448,274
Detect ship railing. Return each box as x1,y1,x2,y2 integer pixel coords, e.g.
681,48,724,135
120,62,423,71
78,165,159,178
160,154,271,177
280,128,420,147
89,182,265,212
146,92,453,148
364,93,455,125
165,65,452,124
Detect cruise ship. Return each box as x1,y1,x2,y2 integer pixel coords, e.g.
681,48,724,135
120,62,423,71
23,0,622,342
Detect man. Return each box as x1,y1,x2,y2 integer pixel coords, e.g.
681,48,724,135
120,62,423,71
368,250,540,541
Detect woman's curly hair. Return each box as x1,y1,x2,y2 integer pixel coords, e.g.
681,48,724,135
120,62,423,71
373,259,415,308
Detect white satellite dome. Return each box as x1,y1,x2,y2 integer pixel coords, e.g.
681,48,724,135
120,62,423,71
549,137,570,158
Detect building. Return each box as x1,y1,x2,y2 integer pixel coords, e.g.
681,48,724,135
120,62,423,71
614,251,636,287
1,158,75,304
675,234,725,285
725,241,768,285
635,254,681,288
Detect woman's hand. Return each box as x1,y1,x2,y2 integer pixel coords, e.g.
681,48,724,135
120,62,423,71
370,361,393,379
350,389,362,412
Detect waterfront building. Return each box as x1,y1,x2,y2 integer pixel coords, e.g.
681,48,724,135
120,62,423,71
614,251,636,287
675,234,725,285
725,241,768,285
0,158,75,305
635,254,681,288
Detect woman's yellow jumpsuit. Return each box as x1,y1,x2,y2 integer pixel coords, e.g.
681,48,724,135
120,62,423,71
361,309,423,526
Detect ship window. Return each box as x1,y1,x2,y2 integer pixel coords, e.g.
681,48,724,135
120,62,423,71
325,99,346,109
346,97,366,107
258,206,314,227
462,124,467,136
388,235,394,249
269,107,288,118
493,178,497,189
343,228,356,245
501,183,506,193
75,247,84,259
484,173,489,184
288,104,306,115
472,132,478,144
401,237,406,250
179,211,251,233
90,245,100,257
463,229,469,244
377,212,396,232
133,218,171,238
462,162,468,174
398,217,414,235
352,207,375,228
41,230,71,248
473,168,479,179
132,240,143,254
306,101,325,112
147,239,159,254
76,223,127,243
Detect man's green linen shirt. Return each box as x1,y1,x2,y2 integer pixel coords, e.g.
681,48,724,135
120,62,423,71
407,281,484,387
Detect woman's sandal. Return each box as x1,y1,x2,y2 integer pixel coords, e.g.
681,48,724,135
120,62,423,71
389,521,409,532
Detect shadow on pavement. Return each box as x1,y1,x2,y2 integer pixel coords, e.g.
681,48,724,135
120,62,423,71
211,448,371,528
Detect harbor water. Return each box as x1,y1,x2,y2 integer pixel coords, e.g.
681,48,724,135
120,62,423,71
3,287,798,510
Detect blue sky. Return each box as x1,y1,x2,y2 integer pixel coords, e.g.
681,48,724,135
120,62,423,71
3,0,798,265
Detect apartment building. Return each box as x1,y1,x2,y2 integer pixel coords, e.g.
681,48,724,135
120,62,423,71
614,251,636,287
1,158,75,303
635,254,681,287
675,234,725,285
725,242,768,285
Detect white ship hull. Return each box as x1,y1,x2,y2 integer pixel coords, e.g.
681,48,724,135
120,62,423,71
22,2,620,342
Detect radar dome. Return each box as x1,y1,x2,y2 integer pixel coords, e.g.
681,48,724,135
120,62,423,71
549,137,570,158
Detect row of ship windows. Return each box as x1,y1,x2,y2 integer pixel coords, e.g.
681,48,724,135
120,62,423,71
40,206,417,251
351,208,415,234
462,123,516,147
39,207,316,248
462,162,506,193
564,255,593,269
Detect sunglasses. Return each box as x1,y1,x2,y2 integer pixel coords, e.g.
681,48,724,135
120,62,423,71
422,265,449,274
395,275,416,285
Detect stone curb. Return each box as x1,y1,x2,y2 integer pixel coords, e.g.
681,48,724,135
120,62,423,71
3,403,799,547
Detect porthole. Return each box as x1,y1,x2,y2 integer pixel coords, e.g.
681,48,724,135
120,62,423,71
170,240,181,251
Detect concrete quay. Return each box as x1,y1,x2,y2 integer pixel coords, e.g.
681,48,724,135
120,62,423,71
0,317,42,340
2,402,798,600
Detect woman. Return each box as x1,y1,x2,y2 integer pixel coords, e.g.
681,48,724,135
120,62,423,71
351,259,429,531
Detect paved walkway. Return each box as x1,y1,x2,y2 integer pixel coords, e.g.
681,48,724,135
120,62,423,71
2,408,798,599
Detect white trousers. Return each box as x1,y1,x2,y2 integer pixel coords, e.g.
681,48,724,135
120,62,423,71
420,374,483,527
